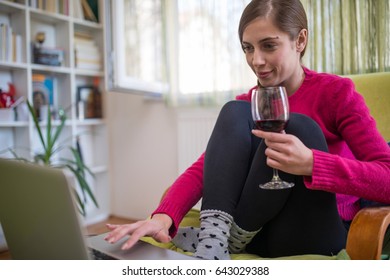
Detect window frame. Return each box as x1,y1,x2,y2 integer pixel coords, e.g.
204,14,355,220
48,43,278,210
105,0,170,96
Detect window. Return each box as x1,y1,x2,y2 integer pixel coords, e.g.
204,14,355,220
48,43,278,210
107,0,169,94
106,0,253,104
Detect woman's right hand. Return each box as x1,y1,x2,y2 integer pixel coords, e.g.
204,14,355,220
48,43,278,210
104,213,173,250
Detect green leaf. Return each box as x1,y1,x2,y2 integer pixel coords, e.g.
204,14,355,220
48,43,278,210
49,111,67,154
72,188,86,216
27,100,47,152
66,164,99,208
68,147,95,177
45,105,53,163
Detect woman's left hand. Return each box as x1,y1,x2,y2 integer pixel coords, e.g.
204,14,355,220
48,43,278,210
252,129,314,176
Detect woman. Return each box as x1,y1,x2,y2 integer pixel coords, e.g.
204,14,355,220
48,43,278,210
105,0,390,259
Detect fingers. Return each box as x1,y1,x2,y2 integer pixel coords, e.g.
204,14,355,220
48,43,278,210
252,130,291,152
121,234,141,250
252,129,313,175
104,219,172,251
105,223,120,230
252,129,290,145
120,221,170,250
104,222,141,243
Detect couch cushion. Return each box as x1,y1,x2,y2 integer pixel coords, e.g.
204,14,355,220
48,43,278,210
347,72,390,141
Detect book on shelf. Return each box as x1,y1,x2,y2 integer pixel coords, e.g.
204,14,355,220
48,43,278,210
81,0,97,22
12,33,23,63
72,0,99,22
29,0,70,16
0,23,22,63
72,0,84,20
74,32,101,71
86,0,99,22
32,74,55,120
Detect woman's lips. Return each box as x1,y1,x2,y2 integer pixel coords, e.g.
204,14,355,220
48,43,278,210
257,71,272,79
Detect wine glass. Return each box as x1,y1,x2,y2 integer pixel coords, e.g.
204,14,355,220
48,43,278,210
251,86,294,189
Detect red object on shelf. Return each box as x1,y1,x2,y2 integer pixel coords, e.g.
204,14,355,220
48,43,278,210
0,83,16,108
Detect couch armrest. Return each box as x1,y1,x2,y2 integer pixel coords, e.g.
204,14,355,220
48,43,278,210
346,206,390,260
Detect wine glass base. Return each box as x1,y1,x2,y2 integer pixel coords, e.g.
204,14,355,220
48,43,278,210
259,180,294,190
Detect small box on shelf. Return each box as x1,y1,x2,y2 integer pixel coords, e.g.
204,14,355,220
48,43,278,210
0,108,15,122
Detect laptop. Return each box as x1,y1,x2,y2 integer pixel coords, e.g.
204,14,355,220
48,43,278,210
0,158,193,260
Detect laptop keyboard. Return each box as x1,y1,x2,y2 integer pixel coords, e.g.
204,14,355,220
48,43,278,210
89,248,117,260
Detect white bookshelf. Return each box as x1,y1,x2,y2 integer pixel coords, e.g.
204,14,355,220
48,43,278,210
0,0,109,225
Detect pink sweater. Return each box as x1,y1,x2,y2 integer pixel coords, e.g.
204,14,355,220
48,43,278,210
154,68,390,236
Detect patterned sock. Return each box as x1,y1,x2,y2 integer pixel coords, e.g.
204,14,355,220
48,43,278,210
228,222,261,254
172,226,200,253
193,210,233,260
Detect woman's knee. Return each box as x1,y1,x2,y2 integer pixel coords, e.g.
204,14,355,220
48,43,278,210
215,101,253,131
286,113,328,152
219,100,251,119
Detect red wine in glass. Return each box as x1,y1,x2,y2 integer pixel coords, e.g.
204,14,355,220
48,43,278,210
255,119,287,132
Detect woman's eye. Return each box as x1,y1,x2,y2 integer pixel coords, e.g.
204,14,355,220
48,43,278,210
262,43,277,50
242,45,254,53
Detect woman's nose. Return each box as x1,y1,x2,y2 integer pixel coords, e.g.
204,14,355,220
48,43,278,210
252,49,265,66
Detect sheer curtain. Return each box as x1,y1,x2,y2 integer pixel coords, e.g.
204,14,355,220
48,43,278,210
169,0,253,106
302,0,390,74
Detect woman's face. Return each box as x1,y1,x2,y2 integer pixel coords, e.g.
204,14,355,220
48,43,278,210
242,17,306,95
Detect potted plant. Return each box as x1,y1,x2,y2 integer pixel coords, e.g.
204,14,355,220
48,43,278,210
9,101,98,216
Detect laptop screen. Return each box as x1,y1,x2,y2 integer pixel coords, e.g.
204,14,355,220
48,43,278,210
0,159,90,259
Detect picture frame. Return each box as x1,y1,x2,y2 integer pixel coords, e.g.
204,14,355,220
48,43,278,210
32,74,54,120
76,85,102,119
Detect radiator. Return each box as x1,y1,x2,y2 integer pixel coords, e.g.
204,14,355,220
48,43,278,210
177,109,219,174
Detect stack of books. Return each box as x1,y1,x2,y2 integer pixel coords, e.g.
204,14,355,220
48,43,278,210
29,0,70,16
74,32,101,71
0,23,22,63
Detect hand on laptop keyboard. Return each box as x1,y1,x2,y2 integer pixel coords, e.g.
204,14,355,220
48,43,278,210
104,214,173,250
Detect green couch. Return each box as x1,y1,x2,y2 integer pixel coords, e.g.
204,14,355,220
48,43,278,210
142,72,390,260
347,72,390,140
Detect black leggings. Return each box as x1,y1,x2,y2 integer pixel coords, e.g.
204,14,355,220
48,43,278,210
202,101,347,258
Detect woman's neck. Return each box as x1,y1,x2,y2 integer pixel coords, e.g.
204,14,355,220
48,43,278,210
286,66,305,96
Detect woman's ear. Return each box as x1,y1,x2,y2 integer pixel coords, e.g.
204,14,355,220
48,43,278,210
296,29,308,52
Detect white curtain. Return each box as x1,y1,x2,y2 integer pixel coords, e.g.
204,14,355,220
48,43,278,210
169,0,253,106
301,0,390,74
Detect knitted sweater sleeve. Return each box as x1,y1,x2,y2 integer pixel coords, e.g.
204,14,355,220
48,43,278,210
304,78,390,204
152,153,204,237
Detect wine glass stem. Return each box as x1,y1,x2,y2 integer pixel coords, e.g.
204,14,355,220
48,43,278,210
272,168,281,181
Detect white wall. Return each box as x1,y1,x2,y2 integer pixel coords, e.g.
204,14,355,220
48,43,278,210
107,91,178,220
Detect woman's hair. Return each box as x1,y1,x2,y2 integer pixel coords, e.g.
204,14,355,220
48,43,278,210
238,0,308,57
